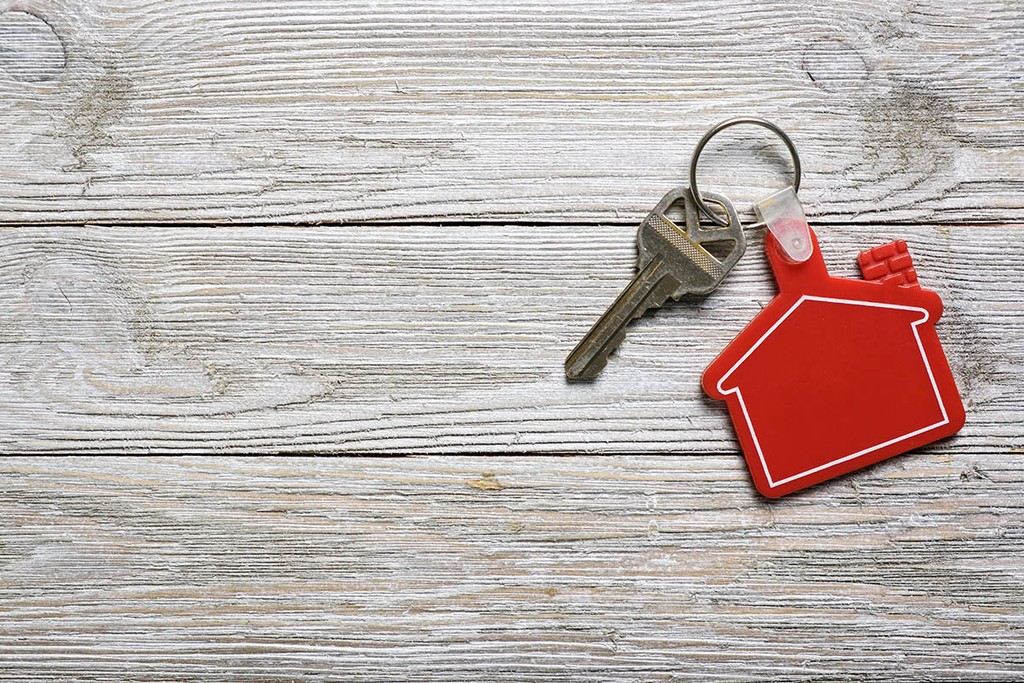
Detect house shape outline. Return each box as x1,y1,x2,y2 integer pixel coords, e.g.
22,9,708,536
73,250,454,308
715,294,952,490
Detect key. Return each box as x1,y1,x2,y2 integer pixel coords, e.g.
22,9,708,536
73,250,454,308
565,187,744,380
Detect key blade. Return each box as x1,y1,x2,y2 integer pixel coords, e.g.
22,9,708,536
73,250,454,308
565,258,681,381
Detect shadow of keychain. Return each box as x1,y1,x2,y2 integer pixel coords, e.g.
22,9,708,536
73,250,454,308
692,118,966,498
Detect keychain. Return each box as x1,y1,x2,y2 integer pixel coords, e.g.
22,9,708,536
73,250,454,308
692,118,966,497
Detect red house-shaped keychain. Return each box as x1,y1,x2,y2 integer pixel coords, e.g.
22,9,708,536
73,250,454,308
703,189,965,498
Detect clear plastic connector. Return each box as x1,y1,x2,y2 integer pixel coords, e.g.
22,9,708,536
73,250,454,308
755,186,813,263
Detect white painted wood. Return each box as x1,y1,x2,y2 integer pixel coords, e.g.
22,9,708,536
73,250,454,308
0,0,1020,224
1,455,1022,682
0,1,1021,679
0,222,1019,453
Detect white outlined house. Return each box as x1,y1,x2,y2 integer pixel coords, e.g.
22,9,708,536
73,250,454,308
703,234,965,497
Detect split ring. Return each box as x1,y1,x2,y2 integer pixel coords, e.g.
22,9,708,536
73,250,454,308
689,117,802,229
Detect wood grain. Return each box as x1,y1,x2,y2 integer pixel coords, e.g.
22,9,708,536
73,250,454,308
1,456,1022,682
0,222,1019,454
0,0,1020,224
0,0,1022,679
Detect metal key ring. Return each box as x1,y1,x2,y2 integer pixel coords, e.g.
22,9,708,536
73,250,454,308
689,117,802,229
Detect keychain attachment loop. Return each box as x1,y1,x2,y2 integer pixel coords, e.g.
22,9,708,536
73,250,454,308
689,117,802,229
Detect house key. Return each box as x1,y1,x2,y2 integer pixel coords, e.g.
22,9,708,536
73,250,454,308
565,187,744,380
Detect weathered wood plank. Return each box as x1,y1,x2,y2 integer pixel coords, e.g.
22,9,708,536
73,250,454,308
0,0,1020,224
1,455,1022,682
0,222,1019,453
1,3,1020,681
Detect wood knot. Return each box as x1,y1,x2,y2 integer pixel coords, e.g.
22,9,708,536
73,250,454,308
466,473,505,491
0,11,66,83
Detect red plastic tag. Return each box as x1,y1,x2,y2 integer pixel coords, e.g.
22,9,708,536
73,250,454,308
702,227,966,498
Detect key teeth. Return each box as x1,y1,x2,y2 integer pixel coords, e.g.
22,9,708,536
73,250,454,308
565,267,682,381
568,299,666,380
565,328,626,380
632,303,659,321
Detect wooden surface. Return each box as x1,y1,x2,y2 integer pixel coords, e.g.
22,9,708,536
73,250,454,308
0,222,1020,453
2,456,1024,682
0,0,1022,680
0,0,1021,225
